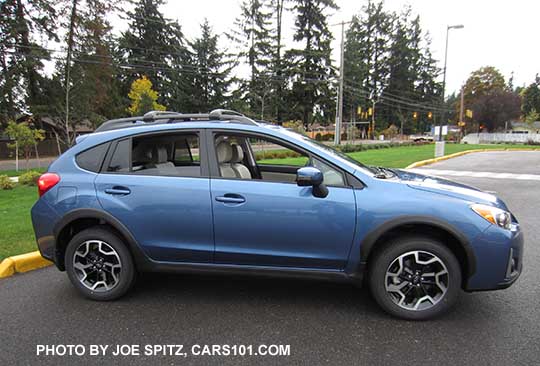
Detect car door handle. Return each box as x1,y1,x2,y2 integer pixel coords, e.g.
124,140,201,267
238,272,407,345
104,186,131,195
215,194,246,204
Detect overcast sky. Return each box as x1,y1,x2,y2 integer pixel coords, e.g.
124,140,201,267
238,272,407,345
156,0,539,96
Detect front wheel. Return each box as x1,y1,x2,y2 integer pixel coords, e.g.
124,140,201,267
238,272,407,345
65,227,136,301
369,236,462,320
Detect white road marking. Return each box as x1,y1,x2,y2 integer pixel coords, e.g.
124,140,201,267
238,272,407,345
407,169,540,181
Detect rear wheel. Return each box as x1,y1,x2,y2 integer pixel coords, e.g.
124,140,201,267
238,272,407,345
369,236,461,320
65,227,135,301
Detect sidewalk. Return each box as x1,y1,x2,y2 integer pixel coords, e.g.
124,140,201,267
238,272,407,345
0,157,57,172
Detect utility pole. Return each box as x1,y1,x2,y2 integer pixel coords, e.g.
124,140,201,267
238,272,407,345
371,99,376,139
459,86,464,123
332,20,352,146
459,86,465,141
369,90,380,140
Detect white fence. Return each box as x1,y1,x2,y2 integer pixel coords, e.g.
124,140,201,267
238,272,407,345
462,133,540,144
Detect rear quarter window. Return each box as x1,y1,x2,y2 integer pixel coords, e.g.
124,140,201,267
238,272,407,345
75,142,110,172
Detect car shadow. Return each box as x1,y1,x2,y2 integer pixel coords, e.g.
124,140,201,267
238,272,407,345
127,271,388,317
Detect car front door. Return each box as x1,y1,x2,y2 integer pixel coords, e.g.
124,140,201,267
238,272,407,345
95,130,214,263
208,131,357,270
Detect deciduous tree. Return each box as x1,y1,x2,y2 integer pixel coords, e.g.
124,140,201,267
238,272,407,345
5,121,45,168
127,76,166,116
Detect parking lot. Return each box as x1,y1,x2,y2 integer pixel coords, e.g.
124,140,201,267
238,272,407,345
1,151,539,365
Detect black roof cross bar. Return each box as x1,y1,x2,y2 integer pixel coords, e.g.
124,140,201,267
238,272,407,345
94,109,258,133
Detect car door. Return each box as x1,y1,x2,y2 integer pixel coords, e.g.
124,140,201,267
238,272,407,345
209,130,357,270
95,130,214,263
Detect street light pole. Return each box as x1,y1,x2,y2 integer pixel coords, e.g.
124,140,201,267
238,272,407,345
435,24,464,157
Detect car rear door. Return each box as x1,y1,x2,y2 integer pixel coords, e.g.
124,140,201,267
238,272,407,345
94,130,214,263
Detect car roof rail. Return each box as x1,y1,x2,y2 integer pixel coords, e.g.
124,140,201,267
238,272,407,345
209,109,258,126
94,109,258,133
142,110,183,120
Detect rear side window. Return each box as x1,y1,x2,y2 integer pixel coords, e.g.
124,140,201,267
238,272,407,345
106,133,201,177
75,142,110,172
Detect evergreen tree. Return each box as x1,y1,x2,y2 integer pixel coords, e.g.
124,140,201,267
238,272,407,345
342,0,393,129
343,1,441,133
0,0,58,124
228,0,273,117
286,0,338,126
415,34,442,132
189,19,234,112
342,14,369,123
119,0,191,109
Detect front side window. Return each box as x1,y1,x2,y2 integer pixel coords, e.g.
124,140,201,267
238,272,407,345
214,133,346,186
107,133,201,177
310,158,345,186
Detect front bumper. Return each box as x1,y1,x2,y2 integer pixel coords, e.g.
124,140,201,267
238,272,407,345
495,239,523,289
466,223,524,291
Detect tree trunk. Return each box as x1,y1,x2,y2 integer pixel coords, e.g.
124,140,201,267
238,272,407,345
53,129,62,156
34,142,41,168
64,0,79,147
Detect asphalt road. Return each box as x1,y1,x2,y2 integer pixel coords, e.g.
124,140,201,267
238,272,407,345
1,151,540,365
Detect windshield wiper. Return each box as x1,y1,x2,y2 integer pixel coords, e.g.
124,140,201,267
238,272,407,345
372,166,396,179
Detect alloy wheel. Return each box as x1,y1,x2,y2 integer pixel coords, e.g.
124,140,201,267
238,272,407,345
385,250,449,311
72,240,122,292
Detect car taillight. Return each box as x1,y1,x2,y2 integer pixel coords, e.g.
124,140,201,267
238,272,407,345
38,173,60,197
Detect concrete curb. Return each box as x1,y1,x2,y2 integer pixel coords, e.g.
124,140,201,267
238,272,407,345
0,251,52,279
405,148,540,169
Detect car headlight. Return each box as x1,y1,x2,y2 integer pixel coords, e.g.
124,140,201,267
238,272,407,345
471,203,511,230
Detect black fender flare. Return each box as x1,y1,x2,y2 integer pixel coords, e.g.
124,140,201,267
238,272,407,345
359,216,477,278
53,208,152,269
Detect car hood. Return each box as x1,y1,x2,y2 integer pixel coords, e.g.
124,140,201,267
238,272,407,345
392,169,509,210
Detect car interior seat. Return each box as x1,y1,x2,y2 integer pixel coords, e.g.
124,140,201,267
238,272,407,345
230,144,252,179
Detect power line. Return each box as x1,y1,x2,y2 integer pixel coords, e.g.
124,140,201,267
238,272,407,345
343,83,452,113
4,49,339,86
347,80,438,104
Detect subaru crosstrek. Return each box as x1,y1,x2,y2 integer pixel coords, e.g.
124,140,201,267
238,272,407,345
31,109,523,320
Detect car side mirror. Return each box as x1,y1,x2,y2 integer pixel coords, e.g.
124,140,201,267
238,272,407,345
296,167,328,198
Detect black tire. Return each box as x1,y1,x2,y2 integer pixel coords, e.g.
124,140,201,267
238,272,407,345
65,227,136,301
368,236,461,320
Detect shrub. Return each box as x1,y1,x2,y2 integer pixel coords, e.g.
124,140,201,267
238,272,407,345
0,175,14,190
526,139,540,146
315,133,323,141
18,170,42,186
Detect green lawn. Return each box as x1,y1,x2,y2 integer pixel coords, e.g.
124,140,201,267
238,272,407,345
0,185,39,260
0,167,46,177
0,143,539,260
261,143,540,168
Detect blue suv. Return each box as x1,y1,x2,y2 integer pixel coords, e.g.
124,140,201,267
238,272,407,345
31,109,523,319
